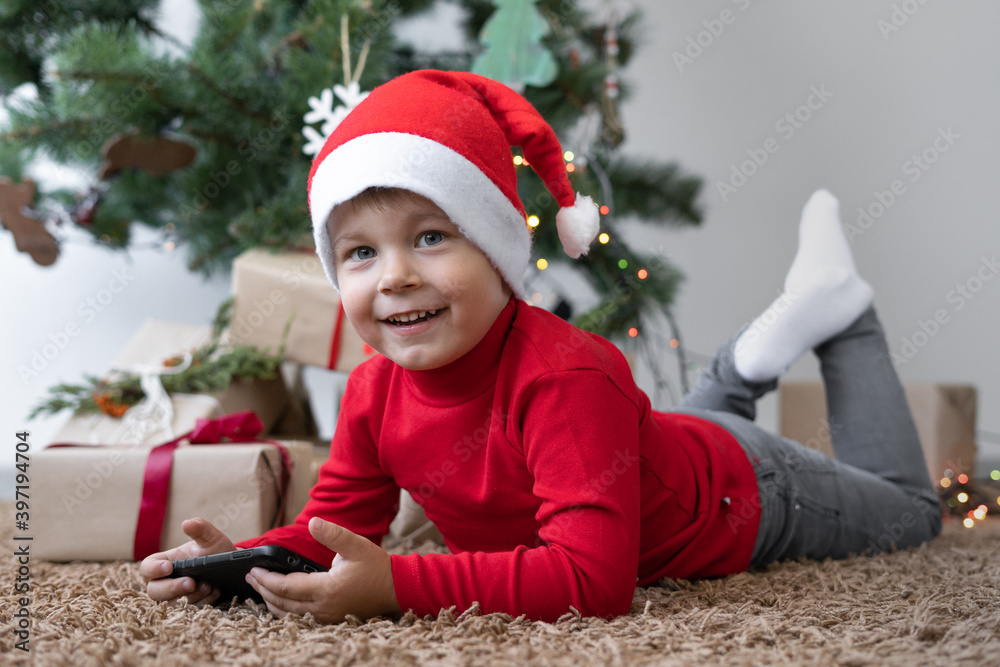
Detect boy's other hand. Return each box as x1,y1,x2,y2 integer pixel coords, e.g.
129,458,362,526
139,517,236,605
245,517,401,624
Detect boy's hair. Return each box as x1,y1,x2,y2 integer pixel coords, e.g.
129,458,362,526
307,70,600,298
329,187,419,223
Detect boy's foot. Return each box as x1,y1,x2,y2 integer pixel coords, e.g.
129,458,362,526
734,189,874,382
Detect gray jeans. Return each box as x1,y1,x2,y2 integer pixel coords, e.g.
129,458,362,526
673,306,942,567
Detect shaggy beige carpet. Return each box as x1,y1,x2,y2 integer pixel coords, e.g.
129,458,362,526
2,501,999,666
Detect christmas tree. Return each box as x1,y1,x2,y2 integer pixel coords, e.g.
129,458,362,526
0,0,703,370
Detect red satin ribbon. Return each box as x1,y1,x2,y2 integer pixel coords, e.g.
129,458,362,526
132,411,292,561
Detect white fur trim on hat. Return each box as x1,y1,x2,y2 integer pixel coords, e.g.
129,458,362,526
556,193,600,259
311,132,532,298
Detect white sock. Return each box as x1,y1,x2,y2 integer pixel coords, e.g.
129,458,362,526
734,189,874,382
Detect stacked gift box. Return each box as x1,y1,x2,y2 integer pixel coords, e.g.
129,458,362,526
34,315,323,561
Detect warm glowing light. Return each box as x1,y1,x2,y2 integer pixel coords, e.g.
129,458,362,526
618,259,628,269
964,518,975,528
164,241,176,251
670,338,679,349
566,163,576,173
599,205,610,215
957,492,969,503
536,258,548,270
531,292,542,303
513,155,523,165
564,150,574,161
992,470,1000,481
958,473,969,484
637,269,648,280
940,478,951,488
974,508,987,520
628,327,638,338
598,233,610,244
527,215,540,227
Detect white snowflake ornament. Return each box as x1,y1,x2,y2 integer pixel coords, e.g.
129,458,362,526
304,88,335,125
302,81,370,156
333,81,369,109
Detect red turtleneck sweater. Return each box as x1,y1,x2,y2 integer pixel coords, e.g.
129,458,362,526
237,298,760,620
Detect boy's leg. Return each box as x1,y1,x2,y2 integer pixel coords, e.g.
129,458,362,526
675,333,775,421
815,307,936,492
742,306,941,566
679,189,940,565
678,189,872,420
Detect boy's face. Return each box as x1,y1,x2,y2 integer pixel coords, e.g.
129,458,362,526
329,191,513,371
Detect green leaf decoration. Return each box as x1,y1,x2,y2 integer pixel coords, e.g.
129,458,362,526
472,0,558,91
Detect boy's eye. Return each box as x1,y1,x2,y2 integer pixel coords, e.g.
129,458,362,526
349,246,376,261
419,231,444,247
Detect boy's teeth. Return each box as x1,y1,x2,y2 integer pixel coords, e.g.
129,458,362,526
388,309,438,324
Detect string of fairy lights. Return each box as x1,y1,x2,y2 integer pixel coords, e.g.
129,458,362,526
517,148,692,406
940,467,1000,529
517,149,679,343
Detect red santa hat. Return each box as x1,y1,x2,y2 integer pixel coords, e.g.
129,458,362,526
308,69,600,297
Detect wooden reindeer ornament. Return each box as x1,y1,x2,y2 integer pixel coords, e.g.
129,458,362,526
98,132,197,180
0,177,59,266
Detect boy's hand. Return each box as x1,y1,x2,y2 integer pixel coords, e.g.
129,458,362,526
245,517,401,624
139,517,236,605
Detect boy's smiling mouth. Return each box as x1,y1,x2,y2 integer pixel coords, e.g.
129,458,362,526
383,308,444,326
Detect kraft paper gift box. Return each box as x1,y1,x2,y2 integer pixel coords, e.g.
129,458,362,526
34,439,316,562
779,382,978,481
51,318,289,446
229,249,378,372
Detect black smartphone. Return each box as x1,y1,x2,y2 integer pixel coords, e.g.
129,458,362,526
169,545,328,604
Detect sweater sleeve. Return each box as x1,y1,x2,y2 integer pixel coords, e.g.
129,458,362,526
390,370,642,620
235,378,400,567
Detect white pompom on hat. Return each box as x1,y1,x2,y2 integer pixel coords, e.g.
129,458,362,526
308,69,600,298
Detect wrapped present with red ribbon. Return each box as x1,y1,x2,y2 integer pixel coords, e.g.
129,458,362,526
34,412,316,562
229,248,378,372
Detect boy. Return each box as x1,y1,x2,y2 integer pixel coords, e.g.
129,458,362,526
141,70,941,623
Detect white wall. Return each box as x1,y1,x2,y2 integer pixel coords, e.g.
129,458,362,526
2,1,997,500
619,1,999,465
